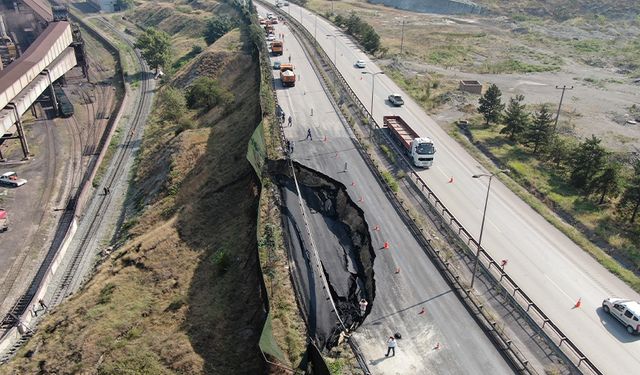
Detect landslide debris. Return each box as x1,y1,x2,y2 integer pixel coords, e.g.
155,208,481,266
3,27,265,375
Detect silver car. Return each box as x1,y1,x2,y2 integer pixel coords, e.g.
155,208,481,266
602,298,640,334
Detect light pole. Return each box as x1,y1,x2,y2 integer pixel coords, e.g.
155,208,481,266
326,34,337,65
331,0,334,15
314,14,317,40
400,17,406,55
361,71,384,138
470,169,509,288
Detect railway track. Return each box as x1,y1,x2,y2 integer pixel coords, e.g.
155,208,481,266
0,14,154,363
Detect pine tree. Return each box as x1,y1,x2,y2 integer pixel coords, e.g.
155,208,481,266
523,104,553,153
500,94,529,141
546,135,574,169
478,84,504,125
618,159,640,223
570,135,608,192
589,161,622,204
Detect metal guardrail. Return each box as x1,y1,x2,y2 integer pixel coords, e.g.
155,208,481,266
265,2,602,375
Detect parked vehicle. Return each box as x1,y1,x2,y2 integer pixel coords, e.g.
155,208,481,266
273,61,281,70
271,40,283,56
602,298,640,334
266,33,276,42
280,63,296,87
383,116,435,168
355,59,366,68
388,93,404,107
0,171,27,187
0,209,7,232
54,84,74,117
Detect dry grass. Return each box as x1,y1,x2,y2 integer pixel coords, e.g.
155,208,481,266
3,15,268,374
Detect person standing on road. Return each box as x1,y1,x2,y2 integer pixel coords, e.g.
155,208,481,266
306,128,313,141
385,336,396,357
288,115,292,127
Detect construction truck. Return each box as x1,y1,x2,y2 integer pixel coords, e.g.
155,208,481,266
271,40,283,56
383,116,436,168
280,63,296,87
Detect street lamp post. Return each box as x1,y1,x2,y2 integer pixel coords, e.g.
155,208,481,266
361,71,385,139
314,15,317,40
470,169,508,288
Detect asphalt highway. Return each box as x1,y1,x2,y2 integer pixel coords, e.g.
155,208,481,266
259,4,514,373
274,1,640,373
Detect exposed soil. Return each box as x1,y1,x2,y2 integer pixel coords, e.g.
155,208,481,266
2,27,266,375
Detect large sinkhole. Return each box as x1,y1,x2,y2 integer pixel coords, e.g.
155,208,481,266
270,160,376,349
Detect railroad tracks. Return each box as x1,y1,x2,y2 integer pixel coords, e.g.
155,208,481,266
0,14,154,363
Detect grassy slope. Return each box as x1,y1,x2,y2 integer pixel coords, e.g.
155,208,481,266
2,27,265,375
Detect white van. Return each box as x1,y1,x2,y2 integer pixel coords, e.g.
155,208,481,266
602,298,640,334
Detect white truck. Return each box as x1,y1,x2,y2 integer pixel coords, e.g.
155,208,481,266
383,116,436,168
0,171,27,187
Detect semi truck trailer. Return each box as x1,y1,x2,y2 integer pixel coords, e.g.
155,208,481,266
383,115,435,168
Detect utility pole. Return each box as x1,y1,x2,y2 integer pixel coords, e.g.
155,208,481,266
553,85,573,133
400,18,406,55
331,0,334,15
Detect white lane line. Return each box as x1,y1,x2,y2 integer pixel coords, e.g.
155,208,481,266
544,273,572,300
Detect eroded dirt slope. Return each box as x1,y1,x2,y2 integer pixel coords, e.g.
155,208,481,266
2,31,265,375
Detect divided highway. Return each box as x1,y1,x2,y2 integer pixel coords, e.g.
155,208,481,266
273,1,640,373
257,3,514,373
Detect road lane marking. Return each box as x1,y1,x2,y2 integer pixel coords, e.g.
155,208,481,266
544,273,572,300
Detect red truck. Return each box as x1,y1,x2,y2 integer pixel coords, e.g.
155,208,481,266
383,116,436,168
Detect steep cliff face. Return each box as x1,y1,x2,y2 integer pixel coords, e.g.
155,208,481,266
367,0,483,15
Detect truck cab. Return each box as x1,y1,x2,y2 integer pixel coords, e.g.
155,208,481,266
411,138,436,168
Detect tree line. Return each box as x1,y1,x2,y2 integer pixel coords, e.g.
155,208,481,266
332,13,381,54
477,84,640,223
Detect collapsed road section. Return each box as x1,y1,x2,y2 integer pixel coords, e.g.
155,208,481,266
271,160,375,349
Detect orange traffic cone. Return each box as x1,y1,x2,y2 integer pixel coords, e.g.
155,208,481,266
574,298,582,308
382,241,389,249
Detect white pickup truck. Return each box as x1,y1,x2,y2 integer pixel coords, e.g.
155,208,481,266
0,172,27,187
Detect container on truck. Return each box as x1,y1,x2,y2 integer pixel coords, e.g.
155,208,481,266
383,116,435,168
280,63,296,87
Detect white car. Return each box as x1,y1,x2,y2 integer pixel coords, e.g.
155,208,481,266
266,34,276,42
0,172,27,187
355,59,366,68
602,298,640,334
